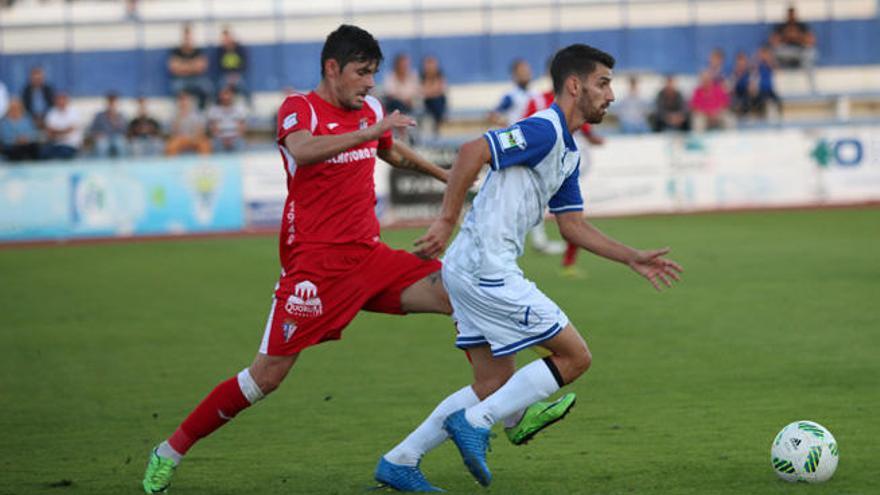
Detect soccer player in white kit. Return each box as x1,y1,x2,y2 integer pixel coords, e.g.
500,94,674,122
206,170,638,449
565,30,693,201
388,44,683,489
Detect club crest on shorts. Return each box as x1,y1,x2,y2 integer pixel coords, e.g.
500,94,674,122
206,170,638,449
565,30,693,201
282,320,298,342
285,280,323,317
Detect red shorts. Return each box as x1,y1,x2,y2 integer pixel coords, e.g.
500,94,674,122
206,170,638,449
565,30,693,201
259,242,441,355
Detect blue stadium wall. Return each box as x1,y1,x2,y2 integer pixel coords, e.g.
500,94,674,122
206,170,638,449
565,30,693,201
1,18,879,97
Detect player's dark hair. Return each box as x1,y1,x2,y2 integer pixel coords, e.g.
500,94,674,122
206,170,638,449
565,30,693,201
321,24,384,77
550,44,615,95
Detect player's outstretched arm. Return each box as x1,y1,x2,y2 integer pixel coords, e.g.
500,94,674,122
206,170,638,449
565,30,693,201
284,110,415,166
378,141,449,183
414,137,490,258
556,212,683,291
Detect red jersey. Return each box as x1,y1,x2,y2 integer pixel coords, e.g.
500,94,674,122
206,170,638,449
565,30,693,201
275,92,392,267
523,90,592,136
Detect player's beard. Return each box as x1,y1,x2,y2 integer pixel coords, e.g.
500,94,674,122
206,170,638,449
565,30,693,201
584,102,605,124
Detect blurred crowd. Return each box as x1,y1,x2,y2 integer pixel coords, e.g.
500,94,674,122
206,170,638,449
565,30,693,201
0,7,819,162
0,23,249,162
615,6,815,134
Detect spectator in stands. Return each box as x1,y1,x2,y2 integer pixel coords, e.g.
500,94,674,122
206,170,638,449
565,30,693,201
488,58,536,127
730,51,755,117
168,24,212,110
128,97,163,156
43,92,83,160
754,45,783,120
0,97,41,162
216,26,250,106
707,47,727,84
616,76,651,134
21,67,55,129
383,53,420,115
165,93,210,156
419,55,447,137
652,75,689,132
769,6,817,90
690,70,734,132
89,91,128,157
207,87,247,152
125,0,139,20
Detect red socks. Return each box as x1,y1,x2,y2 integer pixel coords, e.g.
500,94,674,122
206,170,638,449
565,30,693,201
562,242,578,267
167,376,252,454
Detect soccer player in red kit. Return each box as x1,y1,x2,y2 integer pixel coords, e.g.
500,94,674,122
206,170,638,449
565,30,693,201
524,87,605,276
141,25,452,493
144,25,577,494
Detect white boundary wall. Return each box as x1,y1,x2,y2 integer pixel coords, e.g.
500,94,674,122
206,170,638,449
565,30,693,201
240,125,880,228
583,126,880,217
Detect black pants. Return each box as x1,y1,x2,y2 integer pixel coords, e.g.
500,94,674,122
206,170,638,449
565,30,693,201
423,95,447,135
1,142,41,162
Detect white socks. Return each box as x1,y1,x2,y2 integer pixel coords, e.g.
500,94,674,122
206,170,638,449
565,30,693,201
384,385,479,466
383,359,563,466
237,368,265,404
465,359,561,430
156,441,183,465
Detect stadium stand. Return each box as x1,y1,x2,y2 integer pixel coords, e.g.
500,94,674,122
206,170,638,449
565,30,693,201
1,0,878,142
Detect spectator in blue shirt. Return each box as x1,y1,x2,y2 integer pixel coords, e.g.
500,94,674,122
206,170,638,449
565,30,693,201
754,45,782,119
0,98,41,161
616,76,651,134
89,92,128,157
730,51,754,117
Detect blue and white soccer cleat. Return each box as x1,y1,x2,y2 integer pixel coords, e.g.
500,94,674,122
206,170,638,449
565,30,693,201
374,457,445,492
442,409,492,486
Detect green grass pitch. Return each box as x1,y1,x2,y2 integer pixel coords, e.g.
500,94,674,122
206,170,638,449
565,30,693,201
1,208,878,494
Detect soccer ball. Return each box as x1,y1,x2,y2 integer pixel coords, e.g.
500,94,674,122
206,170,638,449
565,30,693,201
771,420,839,483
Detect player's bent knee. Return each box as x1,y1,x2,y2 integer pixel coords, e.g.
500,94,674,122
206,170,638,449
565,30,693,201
249,353,298,395
554,347,592,384
574,347,593,377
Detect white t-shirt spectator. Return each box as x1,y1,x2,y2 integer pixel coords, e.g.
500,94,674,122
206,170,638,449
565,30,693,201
45,106,84,148
383,71,420,107
207,104,247,140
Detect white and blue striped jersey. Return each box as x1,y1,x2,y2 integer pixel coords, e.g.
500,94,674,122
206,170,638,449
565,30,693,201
444,103,583,280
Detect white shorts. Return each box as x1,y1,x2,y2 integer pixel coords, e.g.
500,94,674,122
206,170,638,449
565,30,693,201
442,265,569,357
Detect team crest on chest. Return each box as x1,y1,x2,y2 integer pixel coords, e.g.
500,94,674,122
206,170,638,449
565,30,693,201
359,117,369,130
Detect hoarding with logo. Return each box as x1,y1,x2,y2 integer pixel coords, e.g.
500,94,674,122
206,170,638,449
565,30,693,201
585,126,880,217
0,156,244,241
